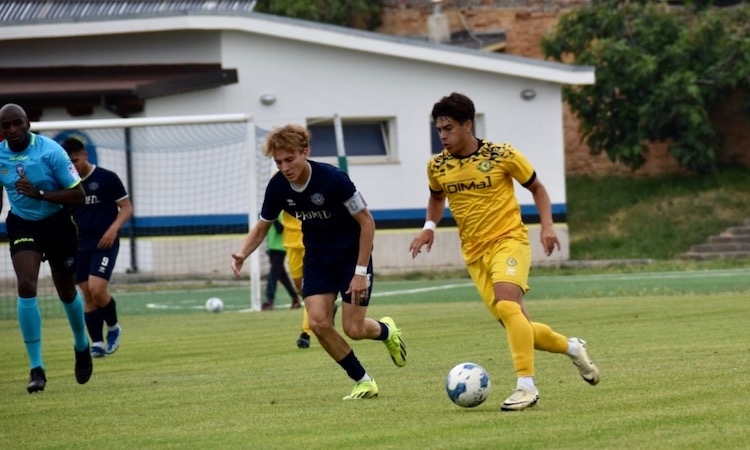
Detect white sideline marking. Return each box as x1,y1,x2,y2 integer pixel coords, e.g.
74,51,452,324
146,282,473,312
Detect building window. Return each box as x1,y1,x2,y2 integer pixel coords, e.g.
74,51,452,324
307,117,393,160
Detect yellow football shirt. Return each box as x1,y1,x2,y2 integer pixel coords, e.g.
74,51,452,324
281,211,304,250
427,139,535,263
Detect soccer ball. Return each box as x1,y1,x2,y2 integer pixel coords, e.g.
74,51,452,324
205,297,224,313
445,362,491,408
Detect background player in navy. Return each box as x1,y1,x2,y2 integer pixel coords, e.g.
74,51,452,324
63,137,132,358
231,124,406,400
0,103,92,393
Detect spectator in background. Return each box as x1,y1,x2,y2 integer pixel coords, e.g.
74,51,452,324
0,103,92,393
263,212,301,310
62,137,132,358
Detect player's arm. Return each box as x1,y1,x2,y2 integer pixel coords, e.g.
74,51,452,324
99,197,133,249
14,175,85,204
344,190,375,305
525,176,560,256
352,207,376,269
410,189,446,258
231,219,273,277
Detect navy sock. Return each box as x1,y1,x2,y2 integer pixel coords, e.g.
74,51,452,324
337,350,366,381
101,297,119,328
85,308,105,343
375,321,389,341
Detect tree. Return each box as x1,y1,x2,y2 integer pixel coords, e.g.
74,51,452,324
542,0,750,173
254,0,383,30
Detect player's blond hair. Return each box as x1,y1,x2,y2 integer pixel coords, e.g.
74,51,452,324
262,124,310,157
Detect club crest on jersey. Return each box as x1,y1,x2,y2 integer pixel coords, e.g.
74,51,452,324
506,257,518,266
15,164,24,177
311,193,325,206
89,181,99,192
477,161,493,173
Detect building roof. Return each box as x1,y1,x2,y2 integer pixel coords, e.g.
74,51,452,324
0,64,238,119
0,0,595,86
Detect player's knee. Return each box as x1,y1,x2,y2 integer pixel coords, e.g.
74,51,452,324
308,317,333,336
342,322,367,340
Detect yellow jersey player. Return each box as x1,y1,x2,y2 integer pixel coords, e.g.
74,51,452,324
409,92,600,411
282,211,310,346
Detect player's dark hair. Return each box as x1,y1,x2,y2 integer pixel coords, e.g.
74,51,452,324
61,137,85,155
431,92,475,124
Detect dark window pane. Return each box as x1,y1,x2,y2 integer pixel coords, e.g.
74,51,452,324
309,122,387,157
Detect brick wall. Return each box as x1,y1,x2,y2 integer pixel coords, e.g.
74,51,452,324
380,0,750,175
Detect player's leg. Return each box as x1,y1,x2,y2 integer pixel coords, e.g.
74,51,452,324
338,263,406,368
46,211,92,385
303,257,377,399
306,292,377,398
12,250,46,392
7,213,47,392
472,240,538,411
263,252,281,310
275,253,300,309
287,247,310,347
77,248,105,357
88,245,123,355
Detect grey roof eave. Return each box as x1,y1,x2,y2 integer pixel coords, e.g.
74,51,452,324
0,10,595,86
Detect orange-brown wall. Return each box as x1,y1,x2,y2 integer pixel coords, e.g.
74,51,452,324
379,0,750,175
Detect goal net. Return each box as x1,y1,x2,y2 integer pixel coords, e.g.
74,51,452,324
0,114,272,319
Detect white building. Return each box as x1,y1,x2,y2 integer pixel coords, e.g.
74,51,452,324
0,1,594,276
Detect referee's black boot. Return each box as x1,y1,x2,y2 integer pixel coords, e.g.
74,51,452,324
27,366,46,393
74,345,93,384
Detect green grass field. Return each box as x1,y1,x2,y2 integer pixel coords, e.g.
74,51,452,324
1,270,749,449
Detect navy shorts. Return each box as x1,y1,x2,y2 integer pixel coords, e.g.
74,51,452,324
302,252,373,305
6,208,78,274
75,240,120,283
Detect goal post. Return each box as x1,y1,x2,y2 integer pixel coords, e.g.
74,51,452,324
0,113,270,318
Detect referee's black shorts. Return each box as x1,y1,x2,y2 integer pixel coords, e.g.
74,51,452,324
6,208,78,274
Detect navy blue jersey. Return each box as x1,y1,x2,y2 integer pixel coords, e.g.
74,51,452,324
73,166,128,247
260,161,361,256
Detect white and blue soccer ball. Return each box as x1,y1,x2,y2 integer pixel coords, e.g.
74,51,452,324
204,297,224,313
445,362,491,408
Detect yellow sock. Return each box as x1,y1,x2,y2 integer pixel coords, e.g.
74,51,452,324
496,300,534,377
531,322,568,354
301,306,312,335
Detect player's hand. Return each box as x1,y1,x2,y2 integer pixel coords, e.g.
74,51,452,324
409,230,434,259
540,227,560,256
345,275,369,306
98,228,118,249
230,253,245,277
14,175,38,198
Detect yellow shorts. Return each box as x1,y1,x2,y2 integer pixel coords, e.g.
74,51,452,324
467,237,531,321
286,247,304,280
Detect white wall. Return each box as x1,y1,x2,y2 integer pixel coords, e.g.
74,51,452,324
2,25,572,273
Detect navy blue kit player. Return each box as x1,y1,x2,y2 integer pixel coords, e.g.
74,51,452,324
63,137,132,358
231,123,406,400
0,103,92,393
